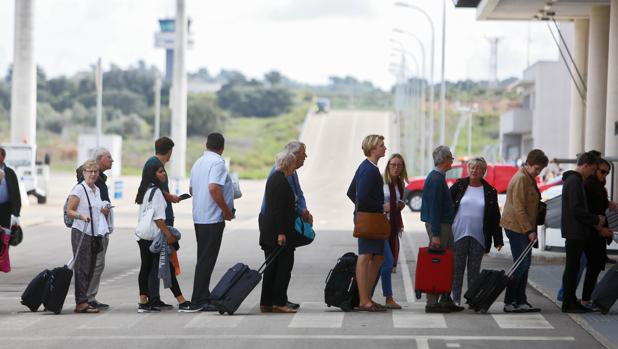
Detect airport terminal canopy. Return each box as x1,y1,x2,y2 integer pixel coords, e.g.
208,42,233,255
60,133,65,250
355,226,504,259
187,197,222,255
453,0,610,20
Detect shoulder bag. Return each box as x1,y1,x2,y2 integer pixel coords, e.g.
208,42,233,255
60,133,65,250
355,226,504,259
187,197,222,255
352,175,390,240
135,187,160,241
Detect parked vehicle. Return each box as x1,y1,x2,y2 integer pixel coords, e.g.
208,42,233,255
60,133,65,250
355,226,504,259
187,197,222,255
316,98,330,114
1,143,49,204
404,162,518,212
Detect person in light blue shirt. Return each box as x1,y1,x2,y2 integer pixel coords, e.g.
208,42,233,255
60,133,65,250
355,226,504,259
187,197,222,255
188,133,235,312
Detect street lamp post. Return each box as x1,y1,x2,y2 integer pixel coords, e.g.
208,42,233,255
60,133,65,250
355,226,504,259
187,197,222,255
394,1,437,170
393,28,428,174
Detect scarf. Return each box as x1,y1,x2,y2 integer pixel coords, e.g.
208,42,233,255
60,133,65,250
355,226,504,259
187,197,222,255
388,179,404,267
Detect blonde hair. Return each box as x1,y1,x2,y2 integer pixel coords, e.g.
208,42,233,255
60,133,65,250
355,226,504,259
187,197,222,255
81,159,99,172
275,151,296,172
383,154,409,185
467,157,487,175
361,135,384,156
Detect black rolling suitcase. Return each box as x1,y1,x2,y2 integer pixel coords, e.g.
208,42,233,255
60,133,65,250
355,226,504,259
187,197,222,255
213,246,284,315
20,270,51,312
592,263,618,314
324,252,360,312
464,240,534,313
21,207,93,314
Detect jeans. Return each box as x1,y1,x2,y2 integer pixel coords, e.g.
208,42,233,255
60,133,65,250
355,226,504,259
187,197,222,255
504,229,532,306
379,240,394,298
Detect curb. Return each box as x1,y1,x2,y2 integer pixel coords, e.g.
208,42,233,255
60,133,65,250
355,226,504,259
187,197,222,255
527,279,617,349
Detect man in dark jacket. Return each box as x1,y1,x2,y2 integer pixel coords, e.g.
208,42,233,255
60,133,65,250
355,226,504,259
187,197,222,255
0,147,21,229
560,151,613,313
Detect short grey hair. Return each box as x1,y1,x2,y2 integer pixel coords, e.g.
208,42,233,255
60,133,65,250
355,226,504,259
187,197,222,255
284,141,305,155
467,157,487,174
432,145,452,166
92,148,111,163
275,151,296,172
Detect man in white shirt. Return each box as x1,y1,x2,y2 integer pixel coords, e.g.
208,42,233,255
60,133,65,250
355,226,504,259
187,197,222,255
188,132,234,311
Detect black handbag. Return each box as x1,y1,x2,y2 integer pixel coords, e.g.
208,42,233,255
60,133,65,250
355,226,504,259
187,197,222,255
8,225,23,246
537,201,547,226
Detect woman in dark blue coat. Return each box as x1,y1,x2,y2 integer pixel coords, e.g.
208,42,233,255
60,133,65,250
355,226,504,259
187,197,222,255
346,134,387,312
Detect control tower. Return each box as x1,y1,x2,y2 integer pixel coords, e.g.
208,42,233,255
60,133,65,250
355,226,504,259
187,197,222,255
154,18,194,82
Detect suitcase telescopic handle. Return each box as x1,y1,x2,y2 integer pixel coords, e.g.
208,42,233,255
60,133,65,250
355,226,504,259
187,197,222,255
506,239,536,278
258,244,285,274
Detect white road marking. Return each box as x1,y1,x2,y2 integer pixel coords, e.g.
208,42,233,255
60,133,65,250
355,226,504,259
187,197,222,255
185,313,245,328
289,302,343,328
0,334,576,342
0,313,47,330
446,343,461,348
492,313,554,329
393,312,447,328
416,338,430,349
78,304,150,329
399,231,416,303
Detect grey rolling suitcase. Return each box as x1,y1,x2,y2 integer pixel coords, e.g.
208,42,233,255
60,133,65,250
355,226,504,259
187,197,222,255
592,263,618,314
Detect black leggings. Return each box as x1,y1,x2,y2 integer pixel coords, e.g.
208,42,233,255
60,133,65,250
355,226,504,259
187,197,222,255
137,239,182,299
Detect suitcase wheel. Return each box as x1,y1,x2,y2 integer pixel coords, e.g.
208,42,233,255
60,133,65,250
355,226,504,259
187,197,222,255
480,309,487,314
228,311,234,316
340,301,352,312
415,291,422,300
218,310,225,315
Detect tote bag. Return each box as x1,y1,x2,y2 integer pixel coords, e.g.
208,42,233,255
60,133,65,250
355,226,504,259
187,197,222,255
135,188,160,241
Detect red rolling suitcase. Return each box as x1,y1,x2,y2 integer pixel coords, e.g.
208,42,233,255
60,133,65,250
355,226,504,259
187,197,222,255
414,247,453,298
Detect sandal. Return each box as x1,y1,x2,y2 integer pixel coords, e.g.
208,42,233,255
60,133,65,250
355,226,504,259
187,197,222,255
372,301,387,311
358,303,386,312
385,302,402,309
75,305,100,313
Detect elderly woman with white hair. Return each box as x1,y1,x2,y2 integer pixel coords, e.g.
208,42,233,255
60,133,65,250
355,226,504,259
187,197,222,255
259,151,298,313
449,157,503,306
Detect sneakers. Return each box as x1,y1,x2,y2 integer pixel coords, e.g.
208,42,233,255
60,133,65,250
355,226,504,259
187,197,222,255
503,303,520,313
286,301,300,310
151,299,174,310
517,302,541,313
88,300,109,310
178,301,204,313
137,303,161,313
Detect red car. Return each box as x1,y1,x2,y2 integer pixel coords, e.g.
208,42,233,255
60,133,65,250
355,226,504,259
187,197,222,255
405,163,519,212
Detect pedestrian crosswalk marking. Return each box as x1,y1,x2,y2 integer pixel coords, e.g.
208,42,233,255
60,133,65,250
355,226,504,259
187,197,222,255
289,302,343,328
0,313,46,330
491,313,554,329
185,313,245,328
78,303,150,329
393,312,447,328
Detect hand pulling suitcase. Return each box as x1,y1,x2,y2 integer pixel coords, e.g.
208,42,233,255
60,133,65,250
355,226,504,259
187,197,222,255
592,263,618,314
414,247,454,298
213,246,284,315
464,240,535,313
324,252,360,312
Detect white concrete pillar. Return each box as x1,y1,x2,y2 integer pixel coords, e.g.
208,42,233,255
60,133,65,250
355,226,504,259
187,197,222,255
569,19,588,157
584,6,610,152
606,0,618,201
170,0,187,180
10,0,36,145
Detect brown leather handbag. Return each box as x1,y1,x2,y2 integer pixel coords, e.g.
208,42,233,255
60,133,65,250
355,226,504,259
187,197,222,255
353,212,390,240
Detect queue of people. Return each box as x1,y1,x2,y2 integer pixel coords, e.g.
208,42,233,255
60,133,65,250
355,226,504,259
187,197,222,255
9,130,614,316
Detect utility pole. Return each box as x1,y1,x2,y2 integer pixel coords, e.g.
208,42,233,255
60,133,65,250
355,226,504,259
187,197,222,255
154,76,161,141
487,37,502,88
95,58,103,148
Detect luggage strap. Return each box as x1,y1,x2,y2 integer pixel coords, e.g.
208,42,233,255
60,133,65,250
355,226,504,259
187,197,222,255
506,239,536,278
257,245,285,274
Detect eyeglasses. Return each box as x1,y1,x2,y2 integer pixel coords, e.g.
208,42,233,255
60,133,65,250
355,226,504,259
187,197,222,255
84,170,99,174
389,163,404,168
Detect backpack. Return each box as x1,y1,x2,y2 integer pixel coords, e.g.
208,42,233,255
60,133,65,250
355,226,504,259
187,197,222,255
63,196,73,228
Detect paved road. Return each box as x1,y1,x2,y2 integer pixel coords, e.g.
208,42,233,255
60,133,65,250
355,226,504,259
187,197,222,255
0,110,605,349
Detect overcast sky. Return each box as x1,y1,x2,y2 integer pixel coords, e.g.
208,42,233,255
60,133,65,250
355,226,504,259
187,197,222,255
0,0,563,89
